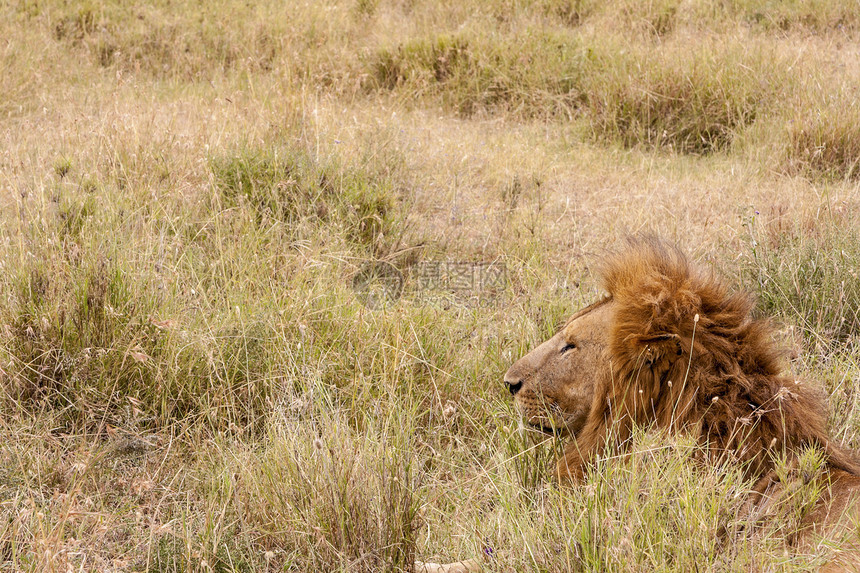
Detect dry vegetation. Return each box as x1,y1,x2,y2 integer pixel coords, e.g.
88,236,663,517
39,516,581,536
2,0,860,571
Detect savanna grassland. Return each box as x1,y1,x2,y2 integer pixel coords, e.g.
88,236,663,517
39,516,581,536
2,1,860,571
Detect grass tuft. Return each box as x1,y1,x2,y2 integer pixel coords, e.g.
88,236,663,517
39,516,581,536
367,30,589,119
369,31,780,152
584,38,779,153
210,145,398,253
239,399,418,572
732,0,860,32
782,95,860,180
743,209,860,353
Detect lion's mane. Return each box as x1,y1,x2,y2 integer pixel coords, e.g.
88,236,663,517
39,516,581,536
559,238,860,482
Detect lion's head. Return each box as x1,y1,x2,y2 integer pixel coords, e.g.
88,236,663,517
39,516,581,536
504,297,615,437
505,238,860,482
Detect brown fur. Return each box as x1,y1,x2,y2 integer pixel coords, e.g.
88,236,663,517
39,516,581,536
504,238,860,563
480,238,860,571
556,238,860,482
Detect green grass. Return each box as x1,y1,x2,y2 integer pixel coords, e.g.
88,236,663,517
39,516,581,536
782,93,860,181
209,144,400,252
368,30,780,152
582,36,779,153
743,211,860,353
730,0,860,32
3,0,860,571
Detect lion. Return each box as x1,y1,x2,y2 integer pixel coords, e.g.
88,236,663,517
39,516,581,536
415,239,860,572
503,238,860,568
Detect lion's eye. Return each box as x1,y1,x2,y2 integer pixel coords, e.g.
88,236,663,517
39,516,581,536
561,342,577,354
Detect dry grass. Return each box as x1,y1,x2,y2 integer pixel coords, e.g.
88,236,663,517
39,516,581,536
783,98,860,180
2,0,860,571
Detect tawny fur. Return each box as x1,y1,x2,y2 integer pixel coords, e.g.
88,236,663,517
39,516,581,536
559,238,860,483
457,238,860,572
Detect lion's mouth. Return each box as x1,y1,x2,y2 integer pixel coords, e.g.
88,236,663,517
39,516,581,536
525,418,572,437
534,424,561,436
525,413,586,438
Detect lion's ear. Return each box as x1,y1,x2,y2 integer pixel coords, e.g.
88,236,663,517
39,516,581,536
626,333,683,366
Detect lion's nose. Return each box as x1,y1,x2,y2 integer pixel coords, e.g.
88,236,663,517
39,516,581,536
505,379,523,396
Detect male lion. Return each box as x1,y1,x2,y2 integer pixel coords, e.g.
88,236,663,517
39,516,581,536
416,239,860,572
504,238,860,568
